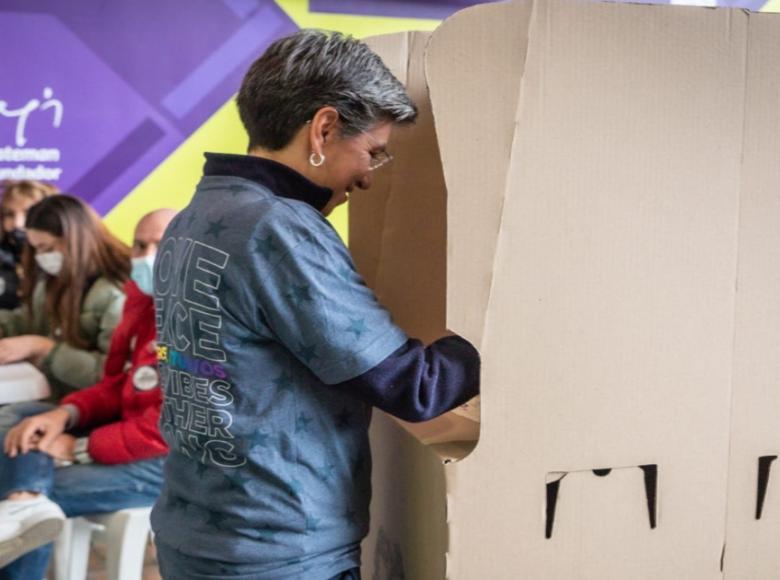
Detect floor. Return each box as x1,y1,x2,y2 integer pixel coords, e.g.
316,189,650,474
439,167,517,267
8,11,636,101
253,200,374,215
89,541,161,580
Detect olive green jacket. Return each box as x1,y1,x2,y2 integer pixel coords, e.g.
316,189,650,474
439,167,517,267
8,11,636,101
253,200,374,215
0,277,126,401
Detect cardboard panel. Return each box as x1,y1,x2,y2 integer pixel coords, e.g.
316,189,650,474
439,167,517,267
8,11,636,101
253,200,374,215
362,408,447,580
368,32,448,345
433,1,747,577
724,14,780,579
426,0,532,348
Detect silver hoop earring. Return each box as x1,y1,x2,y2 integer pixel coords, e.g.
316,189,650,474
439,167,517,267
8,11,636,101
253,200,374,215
309,152,325,167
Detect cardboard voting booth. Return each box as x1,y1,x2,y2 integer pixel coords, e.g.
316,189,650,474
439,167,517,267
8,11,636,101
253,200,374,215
354,1,780,578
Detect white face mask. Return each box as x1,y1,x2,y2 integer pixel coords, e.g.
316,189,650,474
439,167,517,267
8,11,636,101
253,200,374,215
131,254,156,296
35,251,64,276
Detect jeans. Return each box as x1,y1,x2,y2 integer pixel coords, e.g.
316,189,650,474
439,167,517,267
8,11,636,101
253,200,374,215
0,401,165,579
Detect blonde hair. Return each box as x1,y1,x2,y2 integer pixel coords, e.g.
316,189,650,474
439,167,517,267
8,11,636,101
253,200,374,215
1,180,58,210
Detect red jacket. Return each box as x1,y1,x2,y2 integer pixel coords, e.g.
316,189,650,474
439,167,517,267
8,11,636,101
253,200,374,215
62,281,168,464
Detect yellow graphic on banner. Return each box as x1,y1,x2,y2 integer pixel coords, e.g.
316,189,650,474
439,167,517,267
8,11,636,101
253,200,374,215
763,0,780,11
104,96,348,244
274,0,440,36
106,1,443,244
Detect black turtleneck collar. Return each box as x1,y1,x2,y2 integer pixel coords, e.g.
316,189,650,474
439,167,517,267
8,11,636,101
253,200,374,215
202,153,333,212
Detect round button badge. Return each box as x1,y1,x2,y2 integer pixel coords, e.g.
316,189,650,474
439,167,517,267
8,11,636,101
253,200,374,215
132,365,159,391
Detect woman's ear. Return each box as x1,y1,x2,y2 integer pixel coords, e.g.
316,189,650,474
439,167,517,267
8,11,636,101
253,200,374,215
308,107,340,156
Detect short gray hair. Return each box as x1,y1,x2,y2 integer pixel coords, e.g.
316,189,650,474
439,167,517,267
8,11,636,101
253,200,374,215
237,30,417,151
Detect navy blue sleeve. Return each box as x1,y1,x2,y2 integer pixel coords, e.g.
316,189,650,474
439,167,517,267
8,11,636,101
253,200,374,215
334,335,480,423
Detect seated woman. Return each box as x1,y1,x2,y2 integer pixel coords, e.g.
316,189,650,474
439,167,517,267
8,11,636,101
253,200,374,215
0,195,129,402
0,209,176,579
0,180,58,310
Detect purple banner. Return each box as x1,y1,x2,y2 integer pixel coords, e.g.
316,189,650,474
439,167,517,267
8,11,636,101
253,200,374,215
0,0,297,214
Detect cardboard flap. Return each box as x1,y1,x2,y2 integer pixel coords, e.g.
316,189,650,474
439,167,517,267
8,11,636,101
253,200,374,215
426,0,533,348
371,32,448,345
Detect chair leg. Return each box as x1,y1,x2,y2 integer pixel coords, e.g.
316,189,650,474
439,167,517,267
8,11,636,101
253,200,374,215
98,511,151,580
52,518,73,580
53,517,102,580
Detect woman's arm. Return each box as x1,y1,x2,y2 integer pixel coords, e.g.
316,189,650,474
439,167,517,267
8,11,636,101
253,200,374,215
40,284,126,390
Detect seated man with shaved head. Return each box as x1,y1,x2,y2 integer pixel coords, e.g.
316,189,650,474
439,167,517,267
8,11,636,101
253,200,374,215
0,208,177,578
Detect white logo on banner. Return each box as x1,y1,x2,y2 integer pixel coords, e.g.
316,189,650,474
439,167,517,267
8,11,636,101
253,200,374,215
0,87,63,182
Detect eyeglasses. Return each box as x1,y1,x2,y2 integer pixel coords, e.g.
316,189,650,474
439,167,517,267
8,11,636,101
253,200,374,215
305,120,395,171
359,130,393,171
367,150,393,171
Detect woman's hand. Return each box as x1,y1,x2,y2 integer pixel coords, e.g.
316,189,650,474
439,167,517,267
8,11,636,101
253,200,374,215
0,335,56,365
4,407,70,457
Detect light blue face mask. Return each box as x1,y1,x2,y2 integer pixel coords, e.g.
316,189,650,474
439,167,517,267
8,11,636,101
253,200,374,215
131,254,156,296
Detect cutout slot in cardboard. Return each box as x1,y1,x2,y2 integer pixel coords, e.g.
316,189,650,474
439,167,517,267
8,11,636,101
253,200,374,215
545,464,658,539
755,455,777,520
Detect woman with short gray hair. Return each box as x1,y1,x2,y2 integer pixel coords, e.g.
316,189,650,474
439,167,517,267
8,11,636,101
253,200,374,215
237,29,417,215
151,29,480,580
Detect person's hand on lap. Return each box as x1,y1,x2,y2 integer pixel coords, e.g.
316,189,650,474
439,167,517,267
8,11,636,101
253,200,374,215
4,407,70,457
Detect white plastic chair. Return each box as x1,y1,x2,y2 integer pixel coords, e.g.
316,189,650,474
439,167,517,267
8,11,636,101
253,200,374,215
53,506,153,580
